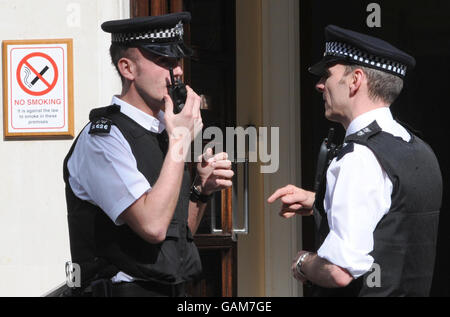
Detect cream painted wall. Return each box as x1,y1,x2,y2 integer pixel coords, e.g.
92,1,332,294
236,0,265,297
236,0,301,297
261,0,302,297
0,0,129,296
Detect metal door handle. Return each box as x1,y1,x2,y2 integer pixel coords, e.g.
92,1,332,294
232,125,252,239
210,125,251,237
210,192,223,234
232,157,249,237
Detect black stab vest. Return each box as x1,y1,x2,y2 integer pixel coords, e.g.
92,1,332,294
63,105,201,287
312,121,442,297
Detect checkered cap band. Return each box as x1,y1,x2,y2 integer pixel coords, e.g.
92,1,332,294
112,21,184,44
325,42,408,76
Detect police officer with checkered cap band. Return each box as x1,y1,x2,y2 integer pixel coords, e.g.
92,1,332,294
308,24,416,78
268,25,442,296
101,12,193,58
63,13,234,297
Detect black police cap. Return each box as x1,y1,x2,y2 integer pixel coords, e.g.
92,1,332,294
101,12,192,59
309,25,416,78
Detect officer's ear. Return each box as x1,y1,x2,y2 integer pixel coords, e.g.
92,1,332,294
349,68,364,97
118,51,138,81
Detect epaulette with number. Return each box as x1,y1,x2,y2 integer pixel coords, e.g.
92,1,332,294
89,117,113,135
335,120,383,161
345,120,382,144
88,105,120,135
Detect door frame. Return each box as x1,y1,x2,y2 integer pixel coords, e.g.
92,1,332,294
261,0,302,297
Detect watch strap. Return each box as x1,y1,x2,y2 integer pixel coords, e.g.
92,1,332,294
296,252,310,278
190,184,212,203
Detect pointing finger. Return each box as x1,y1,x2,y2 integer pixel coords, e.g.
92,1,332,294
267,186,293,203
281,194,303,205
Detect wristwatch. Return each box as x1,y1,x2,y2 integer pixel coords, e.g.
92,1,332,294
296,252,311,278
190,184,212,203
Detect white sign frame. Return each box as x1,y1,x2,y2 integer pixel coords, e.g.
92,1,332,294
2,39,74,139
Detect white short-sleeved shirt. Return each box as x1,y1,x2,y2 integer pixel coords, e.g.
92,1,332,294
68,96,166,225
68,96,166,283
317,107,411,278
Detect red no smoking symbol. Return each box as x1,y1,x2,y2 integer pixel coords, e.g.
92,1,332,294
16,52,58,96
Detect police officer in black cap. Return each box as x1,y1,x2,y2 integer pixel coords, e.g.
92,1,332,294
63,12,233,297
268,25,442,296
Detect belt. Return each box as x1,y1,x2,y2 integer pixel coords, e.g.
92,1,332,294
91,279,186,297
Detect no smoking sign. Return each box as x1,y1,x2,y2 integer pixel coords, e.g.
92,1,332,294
3,39,74,138
16,52,59,96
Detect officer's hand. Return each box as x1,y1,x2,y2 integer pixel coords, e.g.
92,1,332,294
196,148,234,196
267,185,315,218
163,85,203,145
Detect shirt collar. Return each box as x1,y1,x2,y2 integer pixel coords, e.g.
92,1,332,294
346,107,393,137
111,96,166,134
